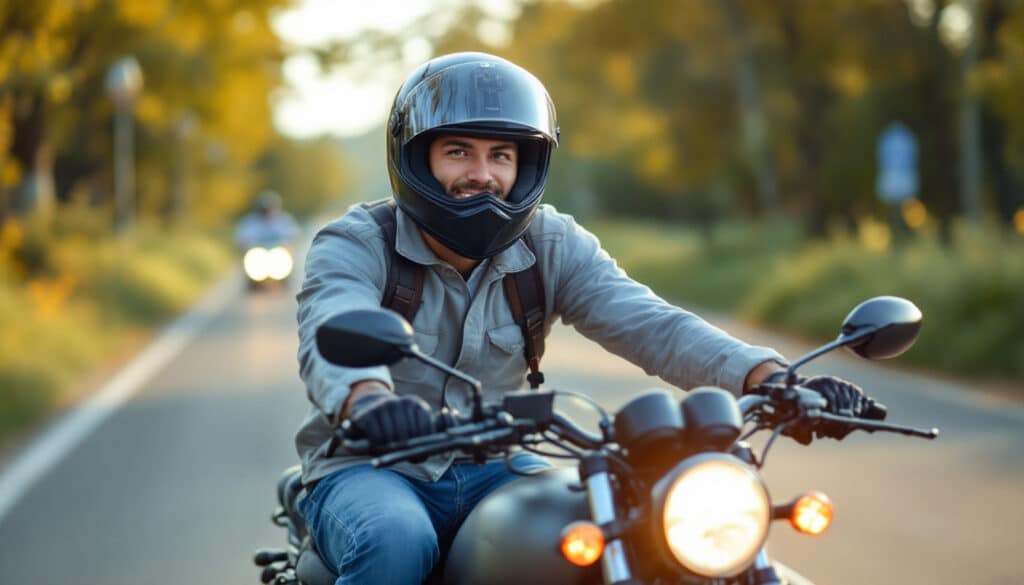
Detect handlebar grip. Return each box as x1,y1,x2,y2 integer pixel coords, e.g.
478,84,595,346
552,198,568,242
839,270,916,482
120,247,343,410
864,399,887,421
337,410,472,456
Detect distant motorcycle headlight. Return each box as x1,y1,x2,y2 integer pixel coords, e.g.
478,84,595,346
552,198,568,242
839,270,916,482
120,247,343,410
243,247,270,281
266,246,294,280
654,453,770,578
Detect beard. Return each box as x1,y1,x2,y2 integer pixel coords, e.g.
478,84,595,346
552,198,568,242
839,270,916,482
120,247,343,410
448,179,505,199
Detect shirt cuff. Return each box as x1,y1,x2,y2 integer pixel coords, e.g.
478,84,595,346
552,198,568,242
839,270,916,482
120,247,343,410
315,365,393,423
719,347,788,396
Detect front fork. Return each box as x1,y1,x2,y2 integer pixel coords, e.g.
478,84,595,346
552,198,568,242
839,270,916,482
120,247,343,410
743,549,781,585
585,470,632,583
581,454,638,585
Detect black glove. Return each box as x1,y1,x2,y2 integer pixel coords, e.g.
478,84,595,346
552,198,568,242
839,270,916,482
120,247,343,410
346,391,433,446
763,372,881,444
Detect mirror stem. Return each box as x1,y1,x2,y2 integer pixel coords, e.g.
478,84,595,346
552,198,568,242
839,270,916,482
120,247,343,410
785,327,875,383
409,351,485,420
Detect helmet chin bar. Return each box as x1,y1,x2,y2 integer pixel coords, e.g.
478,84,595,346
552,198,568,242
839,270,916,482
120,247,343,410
418,200,527,260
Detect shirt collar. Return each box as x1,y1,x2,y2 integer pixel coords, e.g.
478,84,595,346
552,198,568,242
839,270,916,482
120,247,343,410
394,206,535,275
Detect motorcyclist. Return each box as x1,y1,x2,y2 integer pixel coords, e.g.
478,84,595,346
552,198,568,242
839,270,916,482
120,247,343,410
294,52,877,585
234,189,300,250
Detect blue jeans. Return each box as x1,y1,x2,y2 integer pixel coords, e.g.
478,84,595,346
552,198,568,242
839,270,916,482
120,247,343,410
299,453,551,585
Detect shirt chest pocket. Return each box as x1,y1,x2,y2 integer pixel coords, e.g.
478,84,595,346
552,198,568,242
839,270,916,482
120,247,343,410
483,324,528,390
389,330,439,383
486,323,525,355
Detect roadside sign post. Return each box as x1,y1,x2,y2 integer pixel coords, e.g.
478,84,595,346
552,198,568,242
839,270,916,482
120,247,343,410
105,56,144,235
876,122,919,243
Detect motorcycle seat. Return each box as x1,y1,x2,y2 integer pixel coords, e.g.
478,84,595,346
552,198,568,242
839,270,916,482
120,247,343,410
297,536,339,585
276,465,307,540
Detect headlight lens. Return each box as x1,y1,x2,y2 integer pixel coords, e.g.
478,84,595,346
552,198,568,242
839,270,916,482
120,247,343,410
243,247,270,281
659,455,770,577
244,246,293,281
266,246,294,280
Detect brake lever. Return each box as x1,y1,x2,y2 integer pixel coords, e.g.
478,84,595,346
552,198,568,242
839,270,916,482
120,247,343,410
816,412,939,439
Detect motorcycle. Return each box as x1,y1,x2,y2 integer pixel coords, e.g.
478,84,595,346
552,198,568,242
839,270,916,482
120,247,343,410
254,296,939,584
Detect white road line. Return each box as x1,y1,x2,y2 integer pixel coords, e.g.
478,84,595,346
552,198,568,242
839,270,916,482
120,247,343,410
0,271,241,526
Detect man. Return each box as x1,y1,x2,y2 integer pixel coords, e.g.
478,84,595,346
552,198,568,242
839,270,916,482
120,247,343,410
294,52,874,585
234,189,300,250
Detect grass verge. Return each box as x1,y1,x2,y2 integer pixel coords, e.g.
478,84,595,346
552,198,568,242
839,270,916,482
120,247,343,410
0,221,232,445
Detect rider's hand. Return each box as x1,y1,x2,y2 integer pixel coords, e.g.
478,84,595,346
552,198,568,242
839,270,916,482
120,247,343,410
346,390,433,446
762,372,881,444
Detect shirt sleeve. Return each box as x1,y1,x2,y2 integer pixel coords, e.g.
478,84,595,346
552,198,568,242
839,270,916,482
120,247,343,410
296,211,394,422
550,212,786,395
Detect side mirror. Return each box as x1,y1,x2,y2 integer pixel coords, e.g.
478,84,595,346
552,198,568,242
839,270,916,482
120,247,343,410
839,296,922,359
315,309,416,368
786,296,922,378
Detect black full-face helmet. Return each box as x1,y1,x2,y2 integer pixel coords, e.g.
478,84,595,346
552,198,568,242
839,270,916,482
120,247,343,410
386,52,559,260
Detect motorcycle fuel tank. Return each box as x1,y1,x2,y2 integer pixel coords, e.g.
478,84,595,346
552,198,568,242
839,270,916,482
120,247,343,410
444,467,602,585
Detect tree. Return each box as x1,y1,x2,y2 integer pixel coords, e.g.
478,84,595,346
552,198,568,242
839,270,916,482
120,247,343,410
0,0,292,228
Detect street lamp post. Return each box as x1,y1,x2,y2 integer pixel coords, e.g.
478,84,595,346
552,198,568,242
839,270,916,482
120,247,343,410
105,56,144,234
173,112,198,225
939,0,982,221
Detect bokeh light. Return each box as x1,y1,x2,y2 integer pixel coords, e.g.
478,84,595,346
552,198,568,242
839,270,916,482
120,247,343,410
902,199,928,229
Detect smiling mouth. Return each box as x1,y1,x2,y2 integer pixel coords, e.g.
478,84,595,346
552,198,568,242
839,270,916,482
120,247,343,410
449,180,502,199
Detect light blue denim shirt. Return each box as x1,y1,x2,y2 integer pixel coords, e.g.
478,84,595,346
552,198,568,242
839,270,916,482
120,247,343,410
295,203,785,484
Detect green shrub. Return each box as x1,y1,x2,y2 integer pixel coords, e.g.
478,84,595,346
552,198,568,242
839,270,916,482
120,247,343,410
591,218,1024,383
743,224,1024,379
0,368,59,438
0,223,232,445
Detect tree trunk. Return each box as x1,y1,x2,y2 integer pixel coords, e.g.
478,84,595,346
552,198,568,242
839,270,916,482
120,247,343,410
917,8,960,243
979,0,1023,224
778,5,831,237
9,91,55,219
720,0,780,217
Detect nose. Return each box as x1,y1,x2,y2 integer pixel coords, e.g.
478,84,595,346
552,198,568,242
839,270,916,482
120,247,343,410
464,153,495,185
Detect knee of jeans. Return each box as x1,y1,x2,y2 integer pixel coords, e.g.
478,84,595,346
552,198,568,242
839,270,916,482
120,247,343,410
354,512,438,560
508,452,552,473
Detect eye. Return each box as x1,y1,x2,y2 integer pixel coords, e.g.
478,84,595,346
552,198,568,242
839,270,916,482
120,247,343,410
445,148,467,157
493,151,514,162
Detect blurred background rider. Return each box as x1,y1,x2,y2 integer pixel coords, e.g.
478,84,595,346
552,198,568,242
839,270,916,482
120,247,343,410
235,190,300,250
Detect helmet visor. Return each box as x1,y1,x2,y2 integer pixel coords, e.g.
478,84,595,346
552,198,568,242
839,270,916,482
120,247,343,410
400,61,558,147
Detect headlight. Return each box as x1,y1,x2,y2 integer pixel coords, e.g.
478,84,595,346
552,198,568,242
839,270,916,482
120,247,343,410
655,453,770,578
243,247,270,281
265,246,294,280
244,246,293,281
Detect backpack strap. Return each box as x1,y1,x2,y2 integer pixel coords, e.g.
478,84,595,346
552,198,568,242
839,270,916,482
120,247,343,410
503,233,547,389
364,198,547,389
363,199,425,323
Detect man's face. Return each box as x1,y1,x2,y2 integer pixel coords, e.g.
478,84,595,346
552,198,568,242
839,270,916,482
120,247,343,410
428,134,518,199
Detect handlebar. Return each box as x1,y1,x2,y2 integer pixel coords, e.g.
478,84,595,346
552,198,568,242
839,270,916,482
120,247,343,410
336,404,605,467
336,382,936,468
743,383,937,440
338,409,486,456
864,399,888,421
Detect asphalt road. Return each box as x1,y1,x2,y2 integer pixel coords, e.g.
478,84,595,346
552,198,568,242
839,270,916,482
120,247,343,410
0,279,1021,584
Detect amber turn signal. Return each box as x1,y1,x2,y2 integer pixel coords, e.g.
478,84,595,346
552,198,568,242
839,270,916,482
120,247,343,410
560,521,605,566
790,491,833,535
